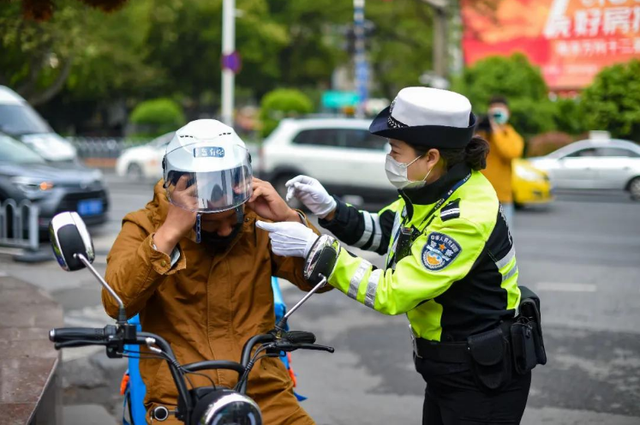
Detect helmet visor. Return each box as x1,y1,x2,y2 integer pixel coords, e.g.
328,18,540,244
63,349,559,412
165,163,252,213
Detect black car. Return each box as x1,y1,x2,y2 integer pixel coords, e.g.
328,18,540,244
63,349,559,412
0,133,109,236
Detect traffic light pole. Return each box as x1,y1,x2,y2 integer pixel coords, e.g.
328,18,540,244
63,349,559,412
221,0,235,126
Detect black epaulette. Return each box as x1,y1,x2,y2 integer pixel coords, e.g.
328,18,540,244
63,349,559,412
440,199,461,221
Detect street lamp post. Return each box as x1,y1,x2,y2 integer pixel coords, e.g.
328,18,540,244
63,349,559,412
221,0,235,126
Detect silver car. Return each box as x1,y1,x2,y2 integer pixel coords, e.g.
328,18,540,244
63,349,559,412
529,139,640,200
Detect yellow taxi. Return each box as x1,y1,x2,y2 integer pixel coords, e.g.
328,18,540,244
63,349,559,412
512,159,554,207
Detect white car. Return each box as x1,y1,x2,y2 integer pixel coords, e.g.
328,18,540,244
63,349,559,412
0,85,77,162
529,139,640,200
115,132,173,180
259,118,395,206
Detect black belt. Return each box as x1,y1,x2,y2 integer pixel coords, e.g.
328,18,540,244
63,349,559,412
414,338,469,363
413,320,514,364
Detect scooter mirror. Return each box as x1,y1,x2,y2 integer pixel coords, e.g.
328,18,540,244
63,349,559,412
303,234,339,285
49,212,95,271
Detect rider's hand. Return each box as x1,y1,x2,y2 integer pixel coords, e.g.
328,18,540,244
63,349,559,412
255,220,318,258
247,178,301,223
285,175,336,219
155,175,198,254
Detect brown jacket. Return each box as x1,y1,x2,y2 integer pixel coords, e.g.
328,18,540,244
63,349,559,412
480,125,524,203
103,181,326,424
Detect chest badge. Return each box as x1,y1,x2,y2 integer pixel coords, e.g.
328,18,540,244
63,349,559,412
421,232,462,271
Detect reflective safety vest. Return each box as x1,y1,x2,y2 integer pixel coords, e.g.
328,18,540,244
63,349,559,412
320,163,521,342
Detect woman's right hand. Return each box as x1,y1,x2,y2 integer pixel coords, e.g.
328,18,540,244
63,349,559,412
155,175,198,254
285,175,337,219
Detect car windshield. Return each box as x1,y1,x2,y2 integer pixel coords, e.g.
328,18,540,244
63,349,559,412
0,104,52,135
0,134,46,164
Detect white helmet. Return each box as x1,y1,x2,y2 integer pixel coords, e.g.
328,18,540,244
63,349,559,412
163,119,252,213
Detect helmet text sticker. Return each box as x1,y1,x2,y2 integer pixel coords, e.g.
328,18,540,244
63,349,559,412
193,146,226,158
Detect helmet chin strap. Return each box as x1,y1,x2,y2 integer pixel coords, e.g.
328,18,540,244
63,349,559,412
195,213,202,244
193,206,244,244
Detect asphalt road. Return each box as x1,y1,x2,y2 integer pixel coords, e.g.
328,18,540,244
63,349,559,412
2,175,639,424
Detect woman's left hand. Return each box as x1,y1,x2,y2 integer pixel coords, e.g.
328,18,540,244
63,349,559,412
247,178,301,223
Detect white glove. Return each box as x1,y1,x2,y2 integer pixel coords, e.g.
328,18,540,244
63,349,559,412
285,175,337,219
256,220,319,258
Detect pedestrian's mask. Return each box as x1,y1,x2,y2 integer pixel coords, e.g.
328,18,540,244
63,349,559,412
385,154,433,190
490,109,509,125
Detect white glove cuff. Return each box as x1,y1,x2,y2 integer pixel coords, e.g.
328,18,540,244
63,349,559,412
316,197,337,219
303,234,320,258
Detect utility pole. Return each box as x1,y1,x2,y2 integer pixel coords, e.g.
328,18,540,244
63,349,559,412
421,0,449,79
221,0,235,126
354,0,369,118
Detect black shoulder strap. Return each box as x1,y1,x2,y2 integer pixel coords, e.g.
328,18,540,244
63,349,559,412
439,199,461,222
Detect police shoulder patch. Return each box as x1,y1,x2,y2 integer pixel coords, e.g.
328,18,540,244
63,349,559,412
421,232,462,271
439,199,461,222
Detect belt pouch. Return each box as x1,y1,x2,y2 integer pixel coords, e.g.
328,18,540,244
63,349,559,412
467,326,511,391
510,319,538,374
520,296,547,365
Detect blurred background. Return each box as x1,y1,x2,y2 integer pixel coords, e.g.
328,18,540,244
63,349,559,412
0,0,639,424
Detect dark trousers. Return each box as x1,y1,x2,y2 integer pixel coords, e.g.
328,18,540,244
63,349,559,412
416,357,531,425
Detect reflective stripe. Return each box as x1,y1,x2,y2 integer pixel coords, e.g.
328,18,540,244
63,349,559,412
440,208,460,217
502,264,518,282
364,269,382,309
348,259,372,299
496,245,516,270
370,213,382,252
354,211,373,248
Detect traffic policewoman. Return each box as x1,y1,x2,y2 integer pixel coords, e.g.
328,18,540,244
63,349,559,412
256,87,535,424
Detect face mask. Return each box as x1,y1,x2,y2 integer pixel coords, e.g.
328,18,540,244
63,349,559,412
200,224,242,250
490,109,509,125
385,154,433,190
193,207,244,249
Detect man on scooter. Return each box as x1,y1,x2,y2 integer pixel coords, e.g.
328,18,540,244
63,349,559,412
103,119,327,424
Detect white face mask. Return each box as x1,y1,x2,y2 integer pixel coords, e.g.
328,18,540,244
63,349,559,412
385,154,433,190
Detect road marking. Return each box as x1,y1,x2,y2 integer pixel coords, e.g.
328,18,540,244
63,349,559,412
536,282,597,292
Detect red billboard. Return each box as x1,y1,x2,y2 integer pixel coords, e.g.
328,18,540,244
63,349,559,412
461,0,640,90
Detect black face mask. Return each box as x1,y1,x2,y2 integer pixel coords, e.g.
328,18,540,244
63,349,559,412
200,224,243,250
198,207,244,251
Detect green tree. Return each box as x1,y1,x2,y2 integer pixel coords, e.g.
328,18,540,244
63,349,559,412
0,0,158,105
581,59,640,141
129,98,185,137
553,97,586,136
452,53,553,136
267,0,351,89
452,53,548,112
366,0,436,99
259,88,312,138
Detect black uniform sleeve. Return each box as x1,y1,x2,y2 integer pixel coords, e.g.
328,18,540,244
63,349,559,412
319,196,398,255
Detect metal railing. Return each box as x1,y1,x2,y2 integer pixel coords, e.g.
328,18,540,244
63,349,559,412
67,137,260,161
68,137,153,159
0,199,39,251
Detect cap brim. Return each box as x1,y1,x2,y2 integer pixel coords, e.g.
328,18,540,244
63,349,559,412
369,109,477,149
369,106,393,136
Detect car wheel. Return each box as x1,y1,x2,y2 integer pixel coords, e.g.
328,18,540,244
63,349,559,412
629,177,640,201
273,174,303,210
127,163,144,180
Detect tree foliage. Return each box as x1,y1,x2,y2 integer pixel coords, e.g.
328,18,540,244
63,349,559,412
452,53,554,136
0,0,157,105
259,88,312,138
581,59,640,141
129,97,185,137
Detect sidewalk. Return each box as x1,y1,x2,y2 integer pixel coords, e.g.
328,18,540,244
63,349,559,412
0,258,124,424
